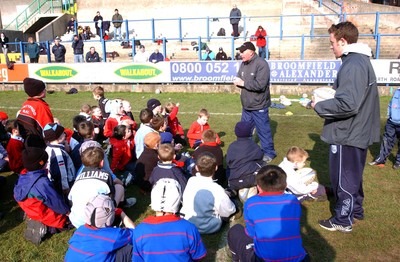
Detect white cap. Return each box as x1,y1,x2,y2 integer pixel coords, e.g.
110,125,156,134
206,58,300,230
151,178,182,214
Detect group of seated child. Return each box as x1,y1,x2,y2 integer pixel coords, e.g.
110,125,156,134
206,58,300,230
0,83,327,260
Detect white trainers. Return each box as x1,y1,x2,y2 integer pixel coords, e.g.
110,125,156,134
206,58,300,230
124,197,137,208
124,173,133,187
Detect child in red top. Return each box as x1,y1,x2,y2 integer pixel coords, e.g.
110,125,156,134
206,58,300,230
110,125,135,175
187,108,220,148
17,78,54,143
104,99,136,144
6,120,24,174
164,102,186,146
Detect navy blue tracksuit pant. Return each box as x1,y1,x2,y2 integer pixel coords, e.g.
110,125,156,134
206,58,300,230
375,119,400,164
329,145,367,227
241,107,276,159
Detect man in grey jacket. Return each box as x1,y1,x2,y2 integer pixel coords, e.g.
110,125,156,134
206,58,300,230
229,4,241,38
313,22,380,233
234,42,276,163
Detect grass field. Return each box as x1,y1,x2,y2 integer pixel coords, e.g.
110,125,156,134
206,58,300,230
0,91,399,261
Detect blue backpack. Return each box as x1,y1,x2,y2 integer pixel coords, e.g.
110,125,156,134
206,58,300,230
389,88,400,124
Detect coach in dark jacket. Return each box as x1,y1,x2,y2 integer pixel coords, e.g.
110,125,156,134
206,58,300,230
234,41,276,163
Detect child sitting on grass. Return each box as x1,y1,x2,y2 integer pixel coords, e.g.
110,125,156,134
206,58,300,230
79,104,92,121
5,120,24,174
111,125,136,182
65,194,135,261
227,165,309,262
92,86,110,119
68,146,136,229
187,108,220,149
279,146,327,202
43,123,75,199
192,129,225,186
135,132,161,192
134,108,155,158
164,101,186,146
132,178,206,261
226,121,265,201
14,147,71,245
150,143,188,192
181,152,236,234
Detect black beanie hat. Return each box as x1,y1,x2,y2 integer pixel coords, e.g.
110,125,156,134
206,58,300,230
43,123,65,142
234,121,253,138
22,147,48,171
147,98,161,110
23,77,46,97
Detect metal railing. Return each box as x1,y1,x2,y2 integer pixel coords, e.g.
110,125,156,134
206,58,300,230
5,10,400,63
4,0,63,31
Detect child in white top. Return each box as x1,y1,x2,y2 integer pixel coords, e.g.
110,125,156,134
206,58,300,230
279,146,327,202
181,152,236,234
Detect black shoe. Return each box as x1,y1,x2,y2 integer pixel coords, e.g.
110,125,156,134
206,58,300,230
393,162,400,170
318,219,352,233
24,218,47,245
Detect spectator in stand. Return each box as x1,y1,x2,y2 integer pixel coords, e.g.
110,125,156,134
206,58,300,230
149,49,164,63
216,47,228,60
112,9,123,41
201,47,215,61
255,25,267,59
85,47,100,62
134,45,149,63
66,17,76,34
93,11,103,37
0,32,9,53
72,35,84,63
229,4,241,38
26,37,40,63
52,37,66,63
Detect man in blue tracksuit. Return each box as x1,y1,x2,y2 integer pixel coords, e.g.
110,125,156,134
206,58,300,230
234,41,276,163
313,22,380,233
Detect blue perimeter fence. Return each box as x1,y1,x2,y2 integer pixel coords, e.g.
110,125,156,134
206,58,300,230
5,11,400,63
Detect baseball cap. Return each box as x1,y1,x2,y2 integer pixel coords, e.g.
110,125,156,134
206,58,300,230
151,178,182,214
85,194,115,228
236,41,256,53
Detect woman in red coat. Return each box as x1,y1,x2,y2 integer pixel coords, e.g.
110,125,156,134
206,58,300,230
255,25,267,59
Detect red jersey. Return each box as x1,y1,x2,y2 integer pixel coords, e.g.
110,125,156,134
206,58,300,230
17,98,54,138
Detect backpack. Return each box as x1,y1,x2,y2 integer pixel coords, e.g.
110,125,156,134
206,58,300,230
217,28,226,36
389,88,400,124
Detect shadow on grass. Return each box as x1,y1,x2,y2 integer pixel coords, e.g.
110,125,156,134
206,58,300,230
301,205,336,261
0,172,25,235
307,133,329,185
